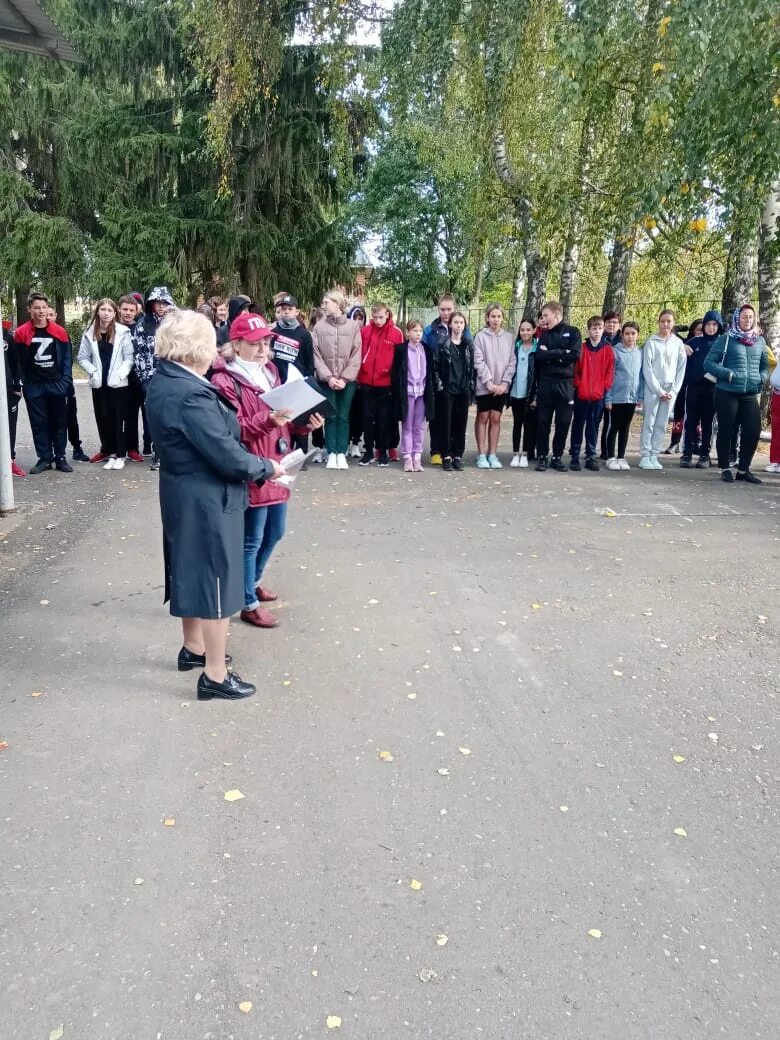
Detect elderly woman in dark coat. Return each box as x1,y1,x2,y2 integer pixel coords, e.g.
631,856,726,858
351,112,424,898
145,310,283,701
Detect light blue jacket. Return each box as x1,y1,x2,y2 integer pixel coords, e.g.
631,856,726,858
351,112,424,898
605,344,643,405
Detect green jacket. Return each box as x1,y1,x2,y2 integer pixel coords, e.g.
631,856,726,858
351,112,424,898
703,332,769,395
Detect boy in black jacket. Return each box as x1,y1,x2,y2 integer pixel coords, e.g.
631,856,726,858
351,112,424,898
533,300,582,471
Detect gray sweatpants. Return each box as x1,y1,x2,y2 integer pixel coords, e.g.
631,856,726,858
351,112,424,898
640,392,673,458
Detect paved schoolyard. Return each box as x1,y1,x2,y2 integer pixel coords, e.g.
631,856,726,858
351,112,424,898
1,390,778,1039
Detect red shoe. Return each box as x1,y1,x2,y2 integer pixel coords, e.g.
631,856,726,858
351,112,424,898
11,460,27,477
89,452,109,463
388,448,400,462
240,607,279,628
126,450,144,463
256,585,278,603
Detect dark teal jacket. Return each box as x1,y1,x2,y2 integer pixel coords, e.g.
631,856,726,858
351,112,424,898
703,332,769,395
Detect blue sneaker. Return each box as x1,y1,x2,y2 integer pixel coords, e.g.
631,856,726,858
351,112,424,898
476,454,490,468
487,453,502,469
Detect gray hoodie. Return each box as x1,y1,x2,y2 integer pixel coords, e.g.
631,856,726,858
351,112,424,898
641,333,686,400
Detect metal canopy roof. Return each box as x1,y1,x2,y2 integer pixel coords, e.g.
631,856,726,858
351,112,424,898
0,0,79,61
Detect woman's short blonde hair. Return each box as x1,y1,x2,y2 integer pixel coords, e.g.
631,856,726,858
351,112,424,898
323,289,347,313
155,309,216,368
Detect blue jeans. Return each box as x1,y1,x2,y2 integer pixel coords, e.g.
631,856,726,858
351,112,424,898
569,398,604,461
243,502,287,609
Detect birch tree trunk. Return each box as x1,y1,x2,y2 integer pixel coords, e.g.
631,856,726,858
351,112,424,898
758,179,780,352
559,120,593,321
602,230,634,316
721,221,758,318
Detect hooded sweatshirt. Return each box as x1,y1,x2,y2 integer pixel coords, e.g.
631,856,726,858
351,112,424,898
683,309,724,384
641,331,687,399
358,314,404,387
573,338,615,402
217,296,252,348
132,286,174,383
605,342,644,405
473,327,516,396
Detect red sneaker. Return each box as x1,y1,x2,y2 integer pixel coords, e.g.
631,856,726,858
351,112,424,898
240,607,279,628
256,585,278,602
388,448,400,462
89,452,109,463
11,460,27,477
126,450,144,463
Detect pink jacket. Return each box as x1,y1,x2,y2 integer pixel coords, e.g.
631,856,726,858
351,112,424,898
210,357,290,508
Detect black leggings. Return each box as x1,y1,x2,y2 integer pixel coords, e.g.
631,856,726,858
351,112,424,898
510,397,537,455
436,391,470,459
605,403,636,459
714,390,761,471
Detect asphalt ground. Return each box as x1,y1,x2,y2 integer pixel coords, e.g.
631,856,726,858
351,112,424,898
1,387,778,1040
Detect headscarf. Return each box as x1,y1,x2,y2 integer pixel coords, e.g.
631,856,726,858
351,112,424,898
729,306,759,346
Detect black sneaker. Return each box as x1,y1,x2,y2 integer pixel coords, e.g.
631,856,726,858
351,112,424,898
569,458,582,471
150,459,160,471
72,447,90,462
736,470,762,484
55,457,73,473
585,458,600,472
377,453,390,467
680,456,693,468
29,458,53,475
197,670,256,700
721,469,734,482
550,457,567,472
452,457,464,471
442,457,453,471
696,456,711,469
359,451,374,466
535,456,548,472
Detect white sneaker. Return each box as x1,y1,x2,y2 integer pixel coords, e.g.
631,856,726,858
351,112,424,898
348,444,362,459
764,462,780,473
606,457,620,471
336,453,348,470
113,457,125,470
618,458,631,470
639,457,655,470
103,457,117,470
519,454,529,468
510,454,521,468
651,455,663,470
326,453,338,469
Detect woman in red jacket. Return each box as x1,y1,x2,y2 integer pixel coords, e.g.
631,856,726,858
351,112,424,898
211,312,322,629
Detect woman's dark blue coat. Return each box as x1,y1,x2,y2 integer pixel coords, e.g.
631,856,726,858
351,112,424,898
146,359,273,619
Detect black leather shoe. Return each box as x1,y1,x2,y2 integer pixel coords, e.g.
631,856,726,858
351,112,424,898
29,459,53,475
550,457,567,472
721,469,734,482
535,456,548,472
736,470,762,484
72,448,90,462
569,458,582,471
178,646,233,671
55,457,73,473
197,671,256,700
585,458,600,472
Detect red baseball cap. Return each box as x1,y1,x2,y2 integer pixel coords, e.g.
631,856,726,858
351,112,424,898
229,312,273,342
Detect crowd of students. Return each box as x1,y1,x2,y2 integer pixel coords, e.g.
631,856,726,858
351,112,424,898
3,287,778,488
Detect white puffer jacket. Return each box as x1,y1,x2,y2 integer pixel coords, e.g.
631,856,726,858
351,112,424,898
77,323,134,389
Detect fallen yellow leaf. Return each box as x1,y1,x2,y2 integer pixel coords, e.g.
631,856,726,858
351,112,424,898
163,818,175,827
587,929,602,939
673,827,687,837
531,603,542,610
458,747,471,756
31,690,44,698
436,934,448,946
134,877,144,886
224,789,244,802
437,768,449,776
378,750,394,762
602,509,617,518
238,1001,252,1014
49,1028,64,1040
40,599,50,606
672,754,686,763
409,878,422,890
326,1015,342,1029
560,805,569,813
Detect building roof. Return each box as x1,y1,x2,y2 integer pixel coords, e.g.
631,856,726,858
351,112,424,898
0,0,79,61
